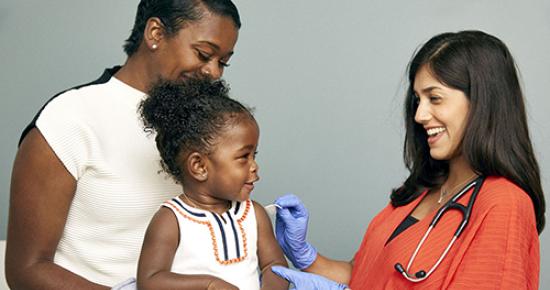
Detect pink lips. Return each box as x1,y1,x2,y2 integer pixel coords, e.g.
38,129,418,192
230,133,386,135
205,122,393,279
243,183,255,192
427,130,447,145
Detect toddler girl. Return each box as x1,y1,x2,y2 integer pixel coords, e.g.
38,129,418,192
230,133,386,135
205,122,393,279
137,79,288,290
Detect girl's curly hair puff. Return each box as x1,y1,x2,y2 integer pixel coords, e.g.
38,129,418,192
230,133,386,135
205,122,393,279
139,78,254,183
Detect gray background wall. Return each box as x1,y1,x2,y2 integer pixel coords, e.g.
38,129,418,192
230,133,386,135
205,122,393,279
1,0,548,288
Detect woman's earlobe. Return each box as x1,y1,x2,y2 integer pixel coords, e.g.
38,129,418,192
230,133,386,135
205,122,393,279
144,17,164,51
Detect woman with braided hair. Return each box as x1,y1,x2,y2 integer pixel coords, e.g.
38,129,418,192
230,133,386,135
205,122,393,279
6,1,240,289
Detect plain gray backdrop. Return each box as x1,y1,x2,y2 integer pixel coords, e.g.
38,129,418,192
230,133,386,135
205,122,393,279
1,0,548,288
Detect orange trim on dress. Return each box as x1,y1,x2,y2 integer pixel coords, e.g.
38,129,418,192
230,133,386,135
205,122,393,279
164,199,251,265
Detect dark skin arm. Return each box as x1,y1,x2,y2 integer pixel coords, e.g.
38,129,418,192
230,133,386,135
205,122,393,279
252,201,289,290
5,128,109,290
137,207,238,290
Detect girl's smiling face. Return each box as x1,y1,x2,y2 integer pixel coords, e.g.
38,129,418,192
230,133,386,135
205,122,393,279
413,65,470,161
204,117,260,202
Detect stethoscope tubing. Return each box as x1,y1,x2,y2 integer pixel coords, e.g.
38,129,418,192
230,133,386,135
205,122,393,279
395,176,485,282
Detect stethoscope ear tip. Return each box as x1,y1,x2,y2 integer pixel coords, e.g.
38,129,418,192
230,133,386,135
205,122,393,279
394,263,405,273
415,270,427,278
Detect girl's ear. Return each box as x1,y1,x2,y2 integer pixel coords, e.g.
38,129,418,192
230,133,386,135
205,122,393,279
143,17,165,51
187,152,208,182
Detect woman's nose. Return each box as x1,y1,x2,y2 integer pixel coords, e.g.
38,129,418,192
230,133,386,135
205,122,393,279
201,62,223,80
414,101,431,124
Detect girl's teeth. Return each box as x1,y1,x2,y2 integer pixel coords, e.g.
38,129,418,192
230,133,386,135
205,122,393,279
427,127,446,136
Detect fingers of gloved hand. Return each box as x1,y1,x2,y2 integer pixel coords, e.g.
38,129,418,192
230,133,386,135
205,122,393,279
271,266,348,290
275,217,288,247
271,266,300,283
274,194,299,207
275,194,308,217
275,213,285,235
273,195,316,270
276,207,294,221
276,208,308,232
274,194,301,208
111,278,136,290
275,208,296,239
275,208,308,246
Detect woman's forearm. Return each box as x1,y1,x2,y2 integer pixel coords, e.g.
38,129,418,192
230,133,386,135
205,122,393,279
6,261,108,290
304,254,353,284
138,271,238,290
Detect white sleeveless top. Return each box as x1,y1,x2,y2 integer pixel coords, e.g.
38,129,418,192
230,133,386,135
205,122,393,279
163,197,260,290
36,75,181,285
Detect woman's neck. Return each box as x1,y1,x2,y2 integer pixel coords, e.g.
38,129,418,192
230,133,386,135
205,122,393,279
446,155,477,187
113,53,156,93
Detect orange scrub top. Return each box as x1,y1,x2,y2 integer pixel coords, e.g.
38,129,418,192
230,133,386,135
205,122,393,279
349,176,539,290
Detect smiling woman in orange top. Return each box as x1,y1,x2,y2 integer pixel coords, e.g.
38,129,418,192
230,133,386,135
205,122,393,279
272,30,545,290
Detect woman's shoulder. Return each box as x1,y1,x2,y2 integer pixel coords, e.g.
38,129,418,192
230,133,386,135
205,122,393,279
41,67,119,105
367,200,400,229
50,76,133,106
476,176,533,213
468,176,538,241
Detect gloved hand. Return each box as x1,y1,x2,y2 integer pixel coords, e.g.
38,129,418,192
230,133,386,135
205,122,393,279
111,278,136,290
271,266,349,290
275,194,317,269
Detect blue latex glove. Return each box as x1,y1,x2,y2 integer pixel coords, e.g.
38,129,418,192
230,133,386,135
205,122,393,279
271,266,349,290
275,194,317,270
111,278,136,290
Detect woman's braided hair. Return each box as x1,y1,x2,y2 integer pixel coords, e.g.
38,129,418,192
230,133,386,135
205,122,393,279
123,0,241,56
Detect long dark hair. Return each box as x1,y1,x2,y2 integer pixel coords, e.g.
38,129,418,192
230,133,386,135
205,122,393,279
390,30,545,234
124,0,241,56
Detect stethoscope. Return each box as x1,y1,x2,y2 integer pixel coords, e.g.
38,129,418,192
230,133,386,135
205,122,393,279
394,176,485,282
